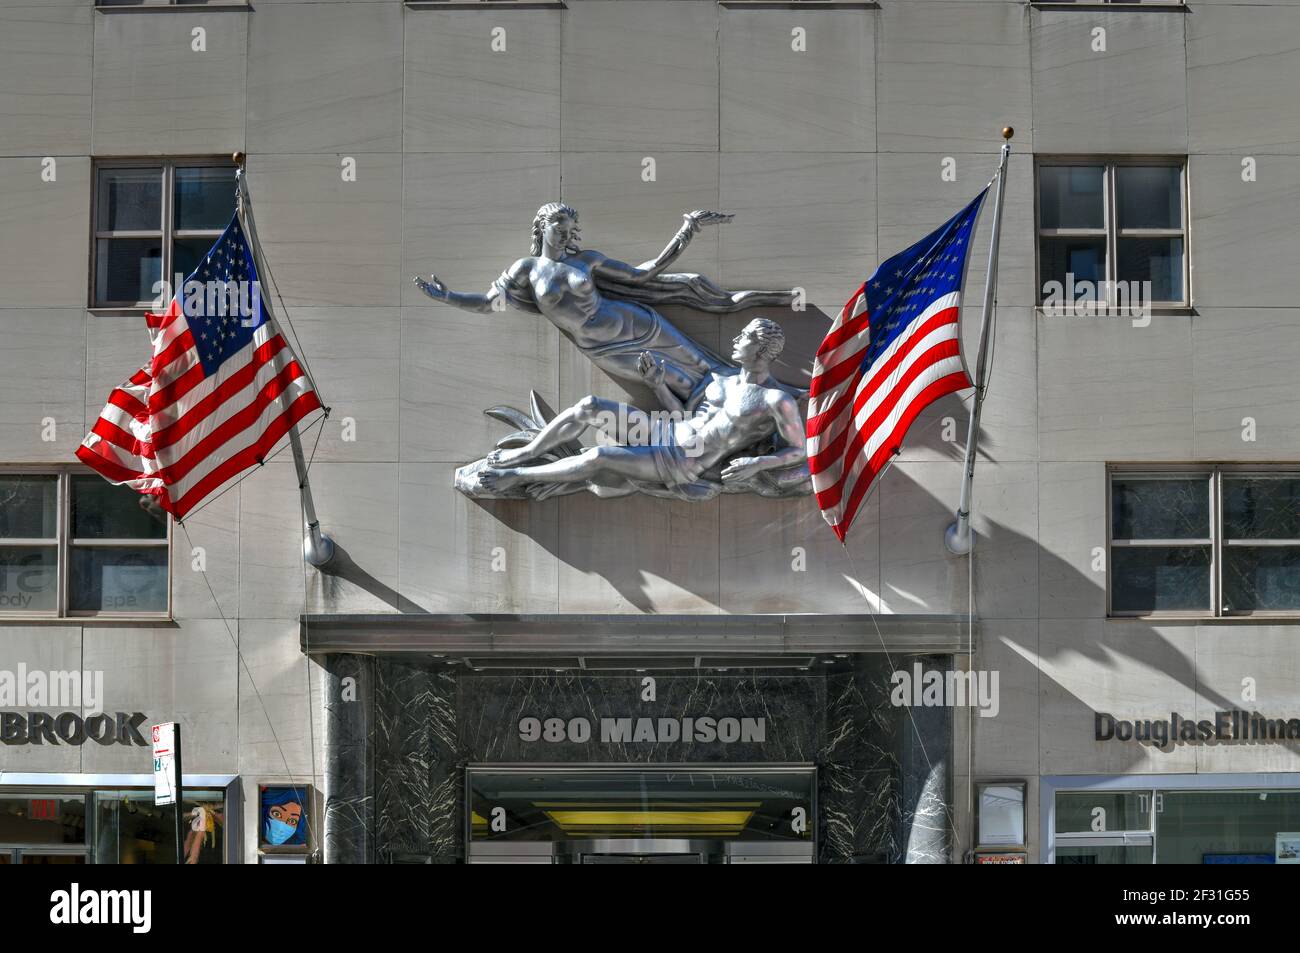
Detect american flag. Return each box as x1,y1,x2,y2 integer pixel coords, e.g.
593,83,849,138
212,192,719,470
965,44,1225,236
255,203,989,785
807,190,987,543
77,213,322,520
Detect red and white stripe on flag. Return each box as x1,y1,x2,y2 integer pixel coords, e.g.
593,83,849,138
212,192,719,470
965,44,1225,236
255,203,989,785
76,297,321,520
806,287,971,543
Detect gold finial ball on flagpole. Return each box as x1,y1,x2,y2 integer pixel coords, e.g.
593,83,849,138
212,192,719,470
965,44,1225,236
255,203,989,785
232,151,246,167
1001,127,1014,140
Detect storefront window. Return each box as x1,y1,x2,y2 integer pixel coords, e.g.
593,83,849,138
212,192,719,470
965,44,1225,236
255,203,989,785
1156,790,1300,864
93,790,226,864
1054,788,1300,863
0,796,86,845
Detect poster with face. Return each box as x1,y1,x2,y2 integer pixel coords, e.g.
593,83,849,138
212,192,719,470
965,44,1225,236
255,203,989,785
260,786,308,848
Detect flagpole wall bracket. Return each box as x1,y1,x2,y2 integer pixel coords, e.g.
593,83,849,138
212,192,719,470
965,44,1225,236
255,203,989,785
303,522,337,569
944,514,976,556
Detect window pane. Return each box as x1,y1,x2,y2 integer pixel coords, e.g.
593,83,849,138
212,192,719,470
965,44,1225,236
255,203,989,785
1056,844,1153,865
979,784,1025,846
1038,165,1105,229
0,475,57,538
71,475,167,540
1056,792,1150,833
96,167,161,232
96,237,162,304
1111,477,1210,539
1039,238,1106,299
1224,547,1300,612
174,235,220,283
0,797,86,845
1118,237,1184,302
174,166,235,231
1157,790,1300,864
1111,546,1212,613
94,790,225,864
0,546,58,612
1116,166,1181,230
1223,477,1300,539
69,547,168,613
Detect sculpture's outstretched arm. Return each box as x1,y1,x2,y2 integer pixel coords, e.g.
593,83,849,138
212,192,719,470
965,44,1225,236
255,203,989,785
412,273,503,314
590,210,734,285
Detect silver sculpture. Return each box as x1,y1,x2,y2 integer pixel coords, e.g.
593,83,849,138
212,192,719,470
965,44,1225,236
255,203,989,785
458,319,809,501
416,203,812,501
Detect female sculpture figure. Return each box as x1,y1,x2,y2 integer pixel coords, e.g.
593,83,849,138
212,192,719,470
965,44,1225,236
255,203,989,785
414,202,796,404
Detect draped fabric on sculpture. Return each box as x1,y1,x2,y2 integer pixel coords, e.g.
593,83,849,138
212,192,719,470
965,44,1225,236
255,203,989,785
493,267,794,317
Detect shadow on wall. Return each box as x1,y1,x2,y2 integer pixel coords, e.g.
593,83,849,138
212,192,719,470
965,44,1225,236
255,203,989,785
304,305,1275,777
313,542,429,615
470,303,986,612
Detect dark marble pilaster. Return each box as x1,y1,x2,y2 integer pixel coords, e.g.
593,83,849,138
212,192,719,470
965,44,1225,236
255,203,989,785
322,653,374,864
819,655,900,863
374,659,461,863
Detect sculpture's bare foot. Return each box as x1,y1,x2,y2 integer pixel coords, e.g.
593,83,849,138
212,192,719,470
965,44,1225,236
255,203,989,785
486,446,535,467
478,467,525,494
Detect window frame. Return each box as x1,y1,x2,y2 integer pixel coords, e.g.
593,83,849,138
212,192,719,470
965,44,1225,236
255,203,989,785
1035,156,1191,311
89,157,234,312
1108,465,1300,619
0,466,171,621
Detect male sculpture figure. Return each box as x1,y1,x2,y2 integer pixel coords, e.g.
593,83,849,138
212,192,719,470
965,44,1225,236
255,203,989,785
472,318,807,501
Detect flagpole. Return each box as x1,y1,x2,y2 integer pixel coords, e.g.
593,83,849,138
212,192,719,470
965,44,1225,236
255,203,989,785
944,128,1013,556
231,152,335,568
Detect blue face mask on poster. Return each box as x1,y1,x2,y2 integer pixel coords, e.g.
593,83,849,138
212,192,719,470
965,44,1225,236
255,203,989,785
264,817,297,845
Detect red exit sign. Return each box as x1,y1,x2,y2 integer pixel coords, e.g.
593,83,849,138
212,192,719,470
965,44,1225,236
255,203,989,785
29,799,58,821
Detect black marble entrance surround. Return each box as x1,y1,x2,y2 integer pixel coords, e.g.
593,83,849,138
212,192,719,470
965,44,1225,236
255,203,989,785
322,652,955,864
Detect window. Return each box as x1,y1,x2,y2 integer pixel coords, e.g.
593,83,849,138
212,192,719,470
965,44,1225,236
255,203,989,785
1037,159,1187,308
1109,467,1300,616
0,470,169,618
1054,791,1154,864
91,160,235,309
1053,788,1300,864
0,796,88,864
94,790,225,865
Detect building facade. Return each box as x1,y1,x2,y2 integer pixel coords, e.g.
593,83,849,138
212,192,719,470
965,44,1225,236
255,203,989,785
1,0,1299,864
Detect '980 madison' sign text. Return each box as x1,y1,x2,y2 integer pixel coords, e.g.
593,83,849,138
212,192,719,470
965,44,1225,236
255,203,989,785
518,716,766,745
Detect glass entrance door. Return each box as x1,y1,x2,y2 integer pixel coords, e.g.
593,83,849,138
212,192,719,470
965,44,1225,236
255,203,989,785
467,766,816,864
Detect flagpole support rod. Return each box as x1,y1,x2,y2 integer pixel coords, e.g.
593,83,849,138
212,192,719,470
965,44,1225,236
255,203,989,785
290,425,336,569
231,152,335,570
945,128,1012,556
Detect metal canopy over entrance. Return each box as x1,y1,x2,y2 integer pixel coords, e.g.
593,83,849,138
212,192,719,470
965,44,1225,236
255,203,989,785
299,612,974,657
